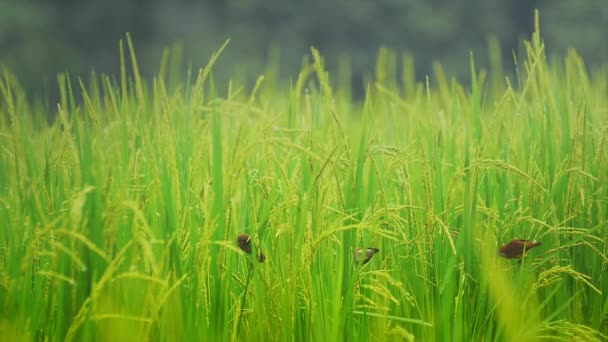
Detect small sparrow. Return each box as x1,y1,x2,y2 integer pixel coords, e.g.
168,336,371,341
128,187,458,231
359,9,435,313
236,233,265,262
237,234,253,253
355,247,380,264
499,239,541,260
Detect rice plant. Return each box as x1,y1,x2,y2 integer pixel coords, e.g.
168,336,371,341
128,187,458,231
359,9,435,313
1,14,607,341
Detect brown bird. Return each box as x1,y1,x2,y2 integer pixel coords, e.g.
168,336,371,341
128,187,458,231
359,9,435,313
237,234,253,254
499,239,541,260
236,233,265,262
355,247,380,265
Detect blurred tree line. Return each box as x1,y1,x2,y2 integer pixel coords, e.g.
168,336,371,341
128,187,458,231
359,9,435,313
0,0,606,97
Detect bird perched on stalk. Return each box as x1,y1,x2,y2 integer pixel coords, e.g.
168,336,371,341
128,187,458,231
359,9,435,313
355,247,379,265
499,239,541,260
236,233,265,262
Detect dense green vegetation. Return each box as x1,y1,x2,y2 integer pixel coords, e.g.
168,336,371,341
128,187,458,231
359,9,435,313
1,19,608,341
2,0,608,94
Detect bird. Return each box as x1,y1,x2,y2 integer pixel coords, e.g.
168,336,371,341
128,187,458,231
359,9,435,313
499,239,541,260
237,234,252,253
355,247,380,265
236,233,265,262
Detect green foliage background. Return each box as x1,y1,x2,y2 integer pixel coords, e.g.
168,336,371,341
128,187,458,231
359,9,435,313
1,0,607,94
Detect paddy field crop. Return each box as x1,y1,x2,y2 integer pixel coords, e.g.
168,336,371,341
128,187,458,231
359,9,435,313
1,19,607,341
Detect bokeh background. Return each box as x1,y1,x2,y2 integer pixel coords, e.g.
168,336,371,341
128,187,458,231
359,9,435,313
1,0,607,97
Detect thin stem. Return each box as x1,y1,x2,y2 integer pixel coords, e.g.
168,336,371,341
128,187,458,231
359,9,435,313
236,261,254,336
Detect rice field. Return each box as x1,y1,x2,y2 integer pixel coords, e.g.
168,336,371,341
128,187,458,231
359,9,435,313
1,21,607,341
